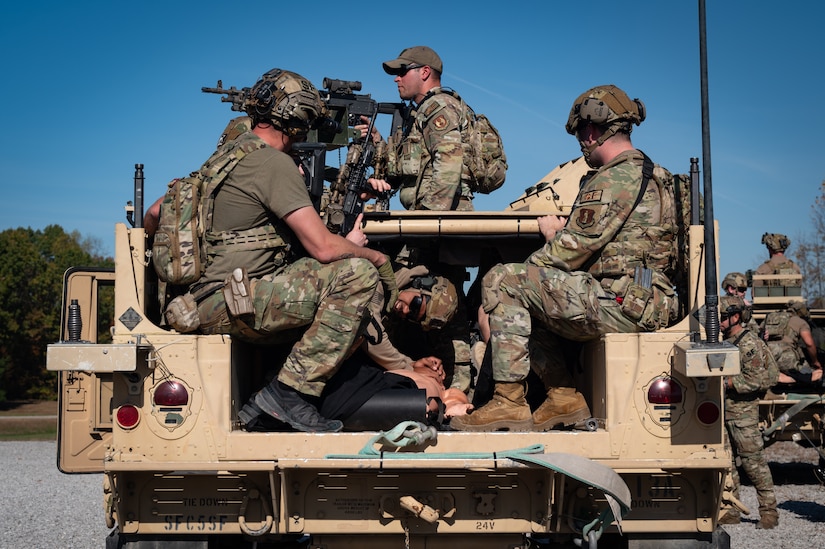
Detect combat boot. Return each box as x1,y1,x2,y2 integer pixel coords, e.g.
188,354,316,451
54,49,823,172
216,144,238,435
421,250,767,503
450,382,533,432
756,511,778,529
532,387,591,431
248,380,343,433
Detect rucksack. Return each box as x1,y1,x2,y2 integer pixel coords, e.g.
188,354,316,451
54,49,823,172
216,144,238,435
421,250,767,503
152,133,268,286
651,164,703,317
465,110,508,194
435,89,508,194
764,311,792,341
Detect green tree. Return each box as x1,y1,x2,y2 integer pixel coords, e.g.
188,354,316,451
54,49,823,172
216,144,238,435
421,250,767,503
796,180,825,308
0,225,113,402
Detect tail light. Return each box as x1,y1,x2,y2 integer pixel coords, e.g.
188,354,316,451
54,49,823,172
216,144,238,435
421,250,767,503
647,376,683,404
116,404,140,429
696,401,720,425
153,379,189,406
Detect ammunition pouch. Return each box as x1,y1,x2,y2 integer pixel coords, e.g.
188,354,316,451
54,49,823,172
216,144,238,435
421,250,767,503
621,283,652,322
480,264,509,314
164,282,224,333
165,293,201,333
602,271,677,331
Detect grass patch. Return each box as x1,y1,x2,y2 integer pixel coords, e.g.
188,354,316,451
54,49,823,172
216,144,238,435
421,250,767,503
0,400,58,440
0,418,57,441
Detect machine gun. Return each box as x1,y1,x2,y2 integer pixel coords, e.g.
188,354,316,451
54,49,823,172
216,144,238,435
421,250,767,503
201,80,248,111
203,77,408,234
319,78,407,234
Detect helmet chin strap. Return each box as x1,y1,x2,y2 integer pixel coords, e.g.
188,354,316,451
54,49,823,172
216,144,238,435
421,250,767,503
578,124,622,167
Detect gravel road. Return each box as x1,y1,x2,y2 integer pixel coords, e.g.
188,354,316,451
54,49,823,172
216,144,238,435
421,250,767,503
1,441,822,548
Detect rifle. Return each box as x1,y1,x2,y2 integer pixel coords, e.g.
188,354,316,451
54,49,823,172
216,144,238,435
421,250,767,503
337,103,381,236
201,80,248,111
319,78,407,234
203,77,407,232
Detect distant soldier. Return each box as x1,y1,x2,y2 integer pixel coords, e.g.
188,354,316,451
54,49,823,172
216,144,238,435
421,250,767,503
762,300,823,385
721,272,757,331
754,233,800,286
718,296,779,529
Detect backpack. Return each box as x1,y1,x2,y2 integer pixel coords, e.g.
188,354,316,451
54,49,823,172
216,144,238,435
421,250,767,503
436,89,508,194
465,110,508,194
651,164,703,317
763,311,791,341
152,133,268,286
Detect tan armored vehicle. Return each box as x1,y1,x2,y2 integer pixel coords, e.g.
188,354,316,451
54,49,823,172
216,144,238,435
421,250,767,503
48,134,745,548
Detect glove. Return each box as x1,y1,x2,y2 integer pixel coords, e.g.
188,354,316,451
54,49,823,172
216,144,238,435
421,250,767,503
377,259,399,315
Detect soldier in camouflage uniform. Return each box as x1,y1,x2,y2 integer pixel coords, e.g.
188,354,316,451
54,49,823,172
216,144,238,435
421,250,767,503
363,46,477,393
763,300,823,385
452,85,679,432
754,233,801,283
360,266,458,377
718,296,779,529
722,271,758,331
188,68,398,433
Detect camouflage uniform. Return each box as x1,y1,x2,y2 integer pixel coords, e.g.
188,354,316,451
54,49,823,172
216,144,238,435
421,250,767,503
483,150,678,384
383,260,472,392
387,88,475,211
754,233,800,286
361,268,458,373
194,133,379,398
387,90,476,389
763,309,815,374
723,328,779,525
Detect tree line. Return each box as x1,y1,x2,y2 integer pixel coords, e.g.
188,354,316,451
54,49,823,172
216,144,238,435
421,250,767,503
794,181,825,308
0,225,113,403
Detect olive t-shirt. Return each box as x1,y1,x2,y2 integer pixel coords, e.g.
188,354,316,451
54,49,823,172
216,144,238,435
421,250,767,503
203,145,312,283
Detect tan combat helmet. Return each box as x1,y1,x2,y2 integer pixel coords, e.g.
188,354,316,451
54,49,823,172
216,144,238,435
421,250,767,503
565,84,646,164
787,299,809,318
410,275,458,331
721,272,748,293
242,68,325,137
762,233,791,252
719,296,746,323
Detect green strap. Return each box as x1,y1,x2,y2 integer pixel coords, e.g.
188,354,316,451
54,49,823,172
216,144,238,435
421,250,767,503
326,421,632,538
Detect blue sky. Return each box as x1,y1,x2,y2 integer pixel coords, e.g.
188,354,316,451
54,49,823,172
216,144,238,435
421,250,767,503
2,1,823,285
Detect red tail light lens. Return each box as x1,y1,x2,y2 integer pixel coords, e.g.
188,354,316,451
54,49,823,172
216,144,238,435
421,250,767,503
647,377,683,404
697,401,720,424
153,380,189,406
116,405,140,429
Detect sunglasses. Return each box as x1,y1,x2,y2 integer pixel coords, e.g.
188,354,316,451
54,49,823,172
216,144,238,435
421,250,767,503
397,64,424,77
406,293,429,321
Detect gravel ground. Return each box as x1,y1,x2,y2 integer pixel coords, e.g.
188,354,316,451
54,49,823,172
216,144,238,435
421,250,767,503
1,440,822,548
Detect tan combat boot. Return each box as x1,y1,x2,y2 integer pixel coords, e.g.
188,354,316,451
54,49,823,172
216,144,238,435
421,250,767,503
532,387,591,431
756,511,778,529
450,382,533,432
